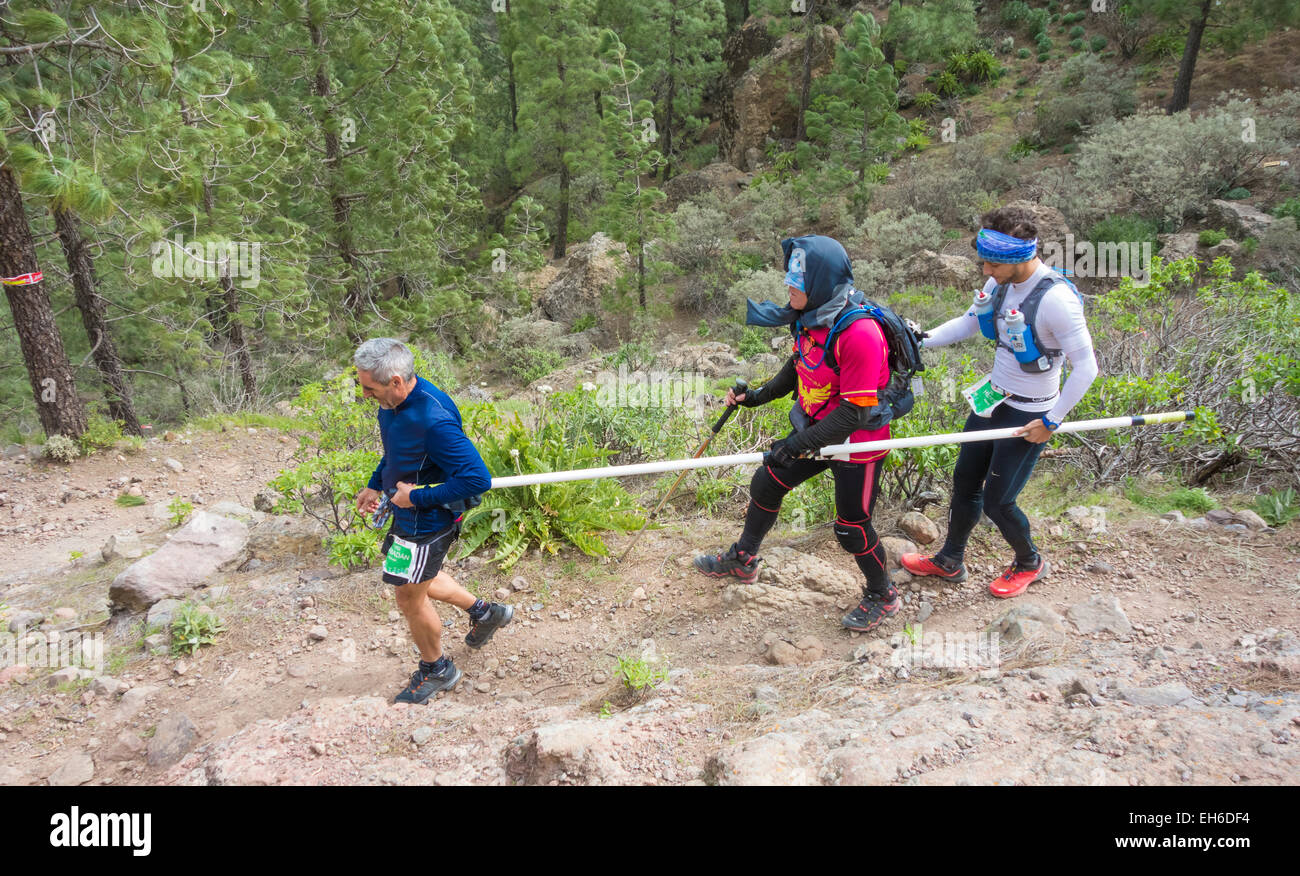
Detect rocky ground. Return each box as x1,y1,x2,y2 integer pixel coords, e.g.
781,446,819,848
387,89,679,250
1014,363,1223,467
1,427,1298,786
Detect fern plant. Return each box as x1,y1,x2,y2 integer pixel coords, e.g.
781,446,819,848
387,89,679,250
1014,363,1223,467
455,402,643,570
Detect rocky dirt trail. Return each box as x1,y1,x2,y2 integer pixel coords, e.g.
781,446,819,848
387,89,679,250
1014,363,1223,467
1,427,1298,786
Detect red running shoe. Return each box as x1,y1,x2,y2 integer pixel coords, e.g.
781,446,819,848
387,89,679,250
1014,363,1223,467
899,552,968,582
989,555,1049,599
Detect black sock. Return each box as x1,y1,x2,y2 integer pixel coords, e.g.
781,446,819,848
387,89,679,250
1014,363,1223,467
468,598,490,620
420,656,449,675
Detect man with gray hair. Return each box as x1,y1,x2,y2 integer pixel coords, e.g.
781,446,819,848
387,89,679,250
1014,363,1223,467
353,338,511,704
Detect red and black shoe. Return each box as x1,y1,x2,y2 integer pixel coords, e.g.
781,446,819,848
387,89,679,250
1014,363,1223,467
841,586,901,632
693,544,759,583
899,552,968,582
989,554,1049,599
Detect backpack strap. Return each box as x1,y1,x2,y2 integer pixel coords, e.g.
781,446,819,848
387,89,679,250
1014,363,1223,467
1019,271,1081,361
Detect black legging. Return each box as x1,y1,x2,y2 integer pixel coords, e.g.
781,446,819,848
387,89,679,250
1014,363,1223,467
937,404,1047,567
736,454,890,598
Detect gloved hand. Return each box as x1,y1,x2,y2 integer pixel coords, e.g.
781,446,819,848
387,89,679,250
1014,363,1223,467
735,385,765,408
766,437,801,468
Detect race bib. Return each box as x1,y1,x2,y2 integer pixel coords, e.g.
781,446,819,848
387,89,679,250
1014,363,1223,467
962,374,1007,418
383,535,417,581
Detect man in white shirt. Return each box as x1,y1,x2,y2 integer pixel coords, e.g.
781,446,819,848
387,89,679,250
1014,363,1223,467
900,206,1099,598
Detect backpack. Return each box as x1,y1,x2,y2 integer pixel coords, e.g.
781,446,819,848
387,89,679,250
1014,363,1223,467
790,295,926,431
981,270,1084,374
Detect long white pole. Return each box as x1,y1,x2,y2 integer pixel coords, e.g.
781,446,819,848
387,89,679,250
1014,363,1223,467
488,410,1195,490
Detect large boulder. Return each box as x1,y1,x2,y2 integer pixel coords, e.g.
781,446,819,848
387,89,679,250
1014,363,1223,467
1004,200,1072,254
721,24,841,170
1158,232,1201,262
538,233,630,326
246,515,328,557
1207,199,1275,240
894,249,982,291
664,162,752,209
109,512,250,612
722,546,859,614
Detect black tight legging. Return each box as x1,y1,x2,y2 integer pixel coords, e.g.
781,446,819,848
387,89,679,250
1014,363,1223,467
937,405,1046,567
736,455,890,597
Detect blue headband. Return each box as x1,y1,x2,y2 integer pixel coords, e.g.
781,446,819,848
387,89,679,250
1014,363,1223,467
783,269,805,291
976,228,1037,263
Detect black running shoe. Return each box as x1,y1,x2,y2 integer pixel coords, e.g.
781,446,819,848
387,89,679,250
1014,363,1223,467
841,587,901,632
394,660,463,704
693,544,759,583
465,603,513,650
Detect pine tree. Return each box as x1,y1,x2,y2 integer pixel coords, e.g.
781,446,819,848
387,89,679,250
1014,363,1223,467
509,0,603,259
597,30,671,311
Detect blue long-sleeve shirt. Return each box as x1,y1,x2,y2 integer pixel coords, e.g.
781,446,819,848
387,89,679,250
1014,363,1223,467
367,376,491,537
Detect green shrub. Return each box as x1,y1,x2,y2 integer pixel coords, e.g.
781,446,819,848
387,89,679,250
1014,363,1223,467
42,434,80,463
1069,25,1085,38
170,602,225,657
855,208,944,265
501,345,565,383
1036,52,1138,147
571,313,597,333
115,494,146,507
1037,52,1049,62
1144,31,1184,60
78,415,123,455
326,528,381,570
616,654,668,695
1253,488,1300,527
1224,187,1251,200
1069,37,1085,51
1089,35,1107,52
1088,215,1159,251
1273,197,1300,223
1198,229,1227,247
1017,47,1031,59
737,327,770,359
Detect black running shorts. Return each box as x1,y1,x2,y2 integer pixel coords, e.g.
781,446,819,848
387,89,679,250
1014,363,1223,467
380,522,460,586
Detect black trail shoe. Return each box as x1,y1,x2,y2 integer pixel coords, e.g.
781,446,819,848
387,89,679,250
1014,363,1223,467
841,587,901,633
693,544,759,583
465,603,514,650
394,659,463,704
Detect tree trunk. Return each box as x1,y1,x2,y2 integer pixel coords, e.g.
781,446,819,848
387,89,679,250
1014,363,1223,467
52,206,142,435
795,0,818,143
504,7,518,134
660,0,679,183
1167,0,1212,114
308,18,362,318
637,245,646,310
220,274,257,406
0,166,88,438
553,52,570,259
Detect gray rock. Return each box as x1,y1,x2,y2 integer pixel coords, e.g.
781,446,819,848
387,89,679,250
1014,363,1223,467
1205,238,1240,259
246,515,327,556
252,491,279,513
147,598,182,629
880,537,918,567
8,610,44,633
49,753,95,786
308,625,328,641
916,602,933,623
98,731,146,763
1085,561,1114,575
1232,509,1269,532
116,685,158,720
412,726,435,746
110,511,250,611
663,162,752,208
1157,231,1201,262
897,512,940,545
47,666,81,687
146,713,198,768
1115,683,1196,707
1067,594,1132,636
209,500,265,523
90,676,123,698
894,249,982,291
1207,199,1275,240
1161,510,1186,524
987,603,1066,643
163,457,184,473
538,233,631,326
102,532,145,560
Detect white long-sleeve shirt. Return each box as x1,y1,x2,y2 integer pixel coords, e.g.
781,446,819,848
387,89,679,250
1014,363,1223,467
924,263,1098,423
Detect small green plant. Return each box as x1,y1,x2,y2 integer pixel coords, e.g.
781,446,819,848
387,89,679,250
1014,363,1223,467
170,601,225,657
1253,488,1300,528
1241,236,1259,256
120,435,146,454
1089,35,1107,52
1037,51,1050,63
1069,25,1085,38
326,528,381,570
571,313,597,333
1017,47,1031,59
696,319,711,338
1199,229,1228,247
903,623,921,645
78,415,124,455
1224,187,1251,200
616,654,668,695
68,550,84,562
598,701,614,719
167,496,194,527
1273,197,1300,223
42,434,80,463
737,326,770,359
913,90,940,112
1069,37,1085,51
115,494,146,507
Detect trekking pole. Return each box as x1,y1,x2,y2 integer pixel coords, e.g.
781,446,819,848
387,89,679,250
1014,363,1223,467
616,378,749,564
488,410,1197,489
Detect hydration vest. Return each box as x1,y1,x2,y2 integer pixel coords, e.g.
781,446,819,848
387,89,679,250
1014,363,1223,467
790,295,925,431
980,271,1083,374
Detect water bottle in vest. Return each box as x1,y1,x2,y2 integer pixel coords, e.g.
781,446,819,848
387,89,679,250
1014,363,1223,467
974,289,996,340
1005,309,1029,352
1004,309,1050,371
